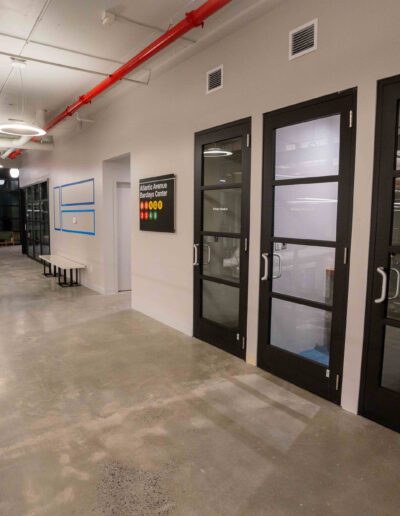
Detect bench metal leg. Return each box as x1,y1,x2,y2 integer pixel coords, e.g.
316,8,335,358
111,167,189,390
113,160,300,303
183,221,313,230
58,267,68,287
43,261,53,277
57,267,80,288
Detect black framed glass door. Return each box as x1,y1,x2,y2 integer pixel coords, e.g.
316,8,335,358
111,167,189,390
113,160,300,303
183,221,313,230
258,91,356,402
23,181,50,261
194,118,251,359
361,76,400,432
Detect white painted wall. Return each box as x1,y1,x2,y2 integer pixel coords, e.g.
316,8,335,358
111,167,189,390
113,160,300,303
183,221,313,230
19,0,400,413
116,182,132,292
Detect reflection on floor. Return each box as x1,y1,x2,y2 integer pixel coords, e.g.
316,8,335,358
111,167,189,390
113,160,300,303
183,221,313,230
0,246,400,515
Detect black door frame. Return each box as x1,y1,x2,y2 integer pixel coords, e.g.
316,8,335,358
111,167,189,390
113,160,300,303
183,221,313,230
20,186,27,255
258,89,357,403
22,179,50,262
193,117,251,359
360,74,400,432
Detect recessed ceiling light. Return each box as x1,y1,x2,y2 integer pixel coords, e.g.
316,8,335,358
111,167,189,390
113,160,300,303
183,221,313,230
0,122,46,137
203,147,233,157
10,168,19,178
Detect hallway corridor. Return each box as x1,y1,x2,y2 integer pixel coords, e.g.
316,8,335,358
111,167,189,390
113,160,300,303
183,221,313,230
0,248,399,515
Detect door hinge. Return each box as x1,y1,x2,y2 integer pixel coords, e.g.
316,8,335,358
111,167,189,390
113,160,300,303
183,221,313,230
343,247,348,265
335,374,340,391
246,134,251,147
349,110,353,128
236,333,240,341
244,237,248,252
242,336,246,350
326,369,330,378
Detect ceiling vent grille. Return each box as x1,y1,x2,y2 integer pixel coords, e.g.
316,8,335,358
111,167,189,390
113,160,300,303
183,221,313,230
289,19,317,60
207,65,223,93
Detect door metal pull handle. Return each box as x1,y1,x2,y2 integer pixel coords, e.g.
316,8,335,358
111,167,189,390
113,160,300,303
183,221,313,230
193,244,199,266
388,267,400,300
273,253,282,279
374,266,388,304
261,253,269,281
203,244,211,265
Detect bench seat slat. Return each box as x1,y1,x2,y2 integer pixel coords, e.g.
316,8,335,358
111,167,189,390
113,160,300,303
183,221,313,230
39,255,86,270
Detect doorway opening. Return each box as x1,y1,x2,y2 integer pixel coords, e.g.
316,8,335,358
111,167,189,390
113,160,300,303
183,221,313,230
102,154,131,294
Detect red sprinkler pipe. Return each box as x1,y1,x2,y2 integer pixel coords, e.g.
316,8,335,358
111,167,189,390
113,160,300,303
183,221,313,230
8,0,232,160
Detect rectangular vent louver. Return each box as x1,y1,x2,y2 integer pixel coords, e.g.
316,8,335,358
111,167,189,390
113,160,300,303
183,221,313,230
289,19,317,60
207,65,223,93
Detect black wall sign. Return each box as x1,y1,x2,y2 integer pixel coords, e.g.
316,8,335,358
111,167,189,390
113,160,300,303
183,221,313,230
139,174,175,232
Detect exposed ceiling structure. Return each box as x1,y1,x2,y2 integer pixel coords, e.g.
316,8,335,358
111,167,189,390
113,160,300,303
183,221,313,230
0,0,281,150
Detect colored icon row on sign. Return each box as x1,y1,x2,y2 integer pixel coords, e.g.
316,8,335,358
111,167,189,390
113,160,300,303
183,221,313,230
140,211,158,220
140,200,163,211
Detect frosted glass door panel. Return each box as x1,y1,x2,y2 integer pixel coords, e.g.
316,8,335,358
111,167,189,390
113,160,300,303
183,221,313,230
202,280,239,328
275,115,340,179
387,253,400,321
274,182,338,241
203,137,242,186
381,326,400,393
272,244,336,304
202,236,240,283
203,189,241,233
391,178,400,244
270,298,331,366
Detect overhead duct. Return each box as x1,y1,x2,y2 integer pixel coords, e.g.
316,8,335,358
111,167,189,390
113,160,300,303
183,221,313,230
4,0,232,160
0,139,53,151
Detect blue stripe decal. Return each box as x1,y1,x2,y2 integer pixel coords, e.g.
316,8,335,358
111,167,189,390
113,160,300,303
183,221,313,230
53,186,61,230
61,209,95,236
61,178,95,206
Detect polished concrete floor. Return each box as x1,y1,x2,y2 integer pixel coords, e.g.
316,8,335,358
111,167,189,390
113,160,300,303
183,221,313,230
0,247,399,516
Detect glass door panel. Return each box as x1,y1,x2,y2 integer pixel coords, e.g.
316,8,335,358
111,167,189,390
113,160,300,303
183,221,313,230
362,80,400,432
274,182,338,241
275,115,340,179
259,91,355,403
194,120,251,359
381,325,400,393
270,298,332,365
202,280,240,328
202,235,240,283
203,137,242,185
203,189,242,233
272,243,336,304
391,177,400,244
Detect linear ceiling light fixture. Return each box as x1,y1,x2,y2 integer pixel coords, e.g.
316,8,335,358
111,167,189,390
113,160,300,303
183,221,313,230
4,0,232,160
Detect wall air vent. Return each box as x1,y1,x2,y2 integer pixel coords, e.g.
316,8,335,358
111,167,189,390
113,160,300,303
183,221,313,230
207,65,223,93
289,19,317,60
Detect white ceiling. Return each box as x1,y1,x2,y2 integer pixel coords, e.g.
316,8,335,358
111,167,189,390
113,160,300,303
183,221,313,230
0,0,281,135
